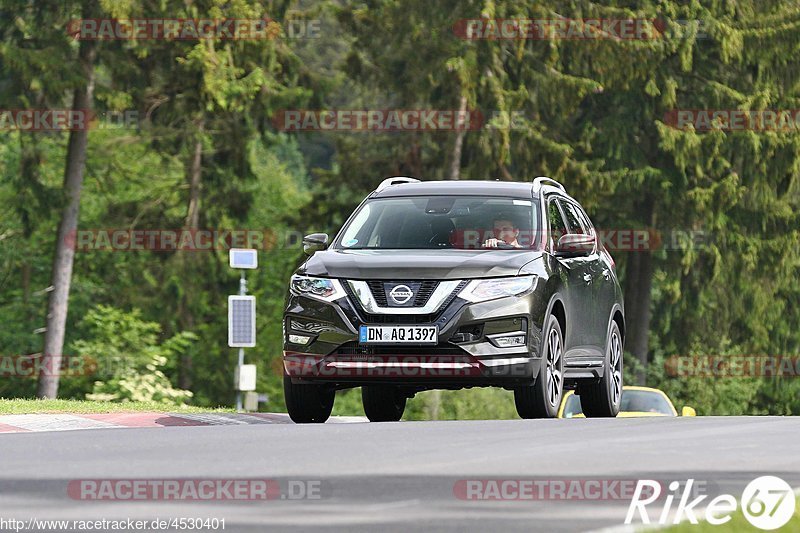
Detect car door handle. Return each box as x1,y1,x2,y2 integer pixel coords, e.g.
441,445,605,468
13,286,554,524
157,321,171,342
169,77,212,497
583,273,593,283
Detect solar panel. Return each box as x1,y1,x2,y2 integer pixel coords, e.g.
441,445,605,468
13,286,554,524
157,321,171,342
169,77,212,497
228,296,256,347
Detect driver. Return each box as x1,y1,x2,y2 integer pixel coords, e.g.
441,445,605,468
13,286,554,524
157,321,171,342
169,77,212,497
483,216,523,248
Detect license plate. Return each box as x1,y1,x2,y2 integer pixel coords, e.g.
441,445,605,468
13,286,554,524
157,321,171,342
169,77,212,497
359,325,438,344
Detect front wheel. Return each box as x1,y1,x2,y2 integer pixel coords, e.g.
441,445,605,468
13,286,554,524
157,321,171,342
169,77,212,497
579,321,623,417
514,315,564,419
284,374,335,423
362,385,406,422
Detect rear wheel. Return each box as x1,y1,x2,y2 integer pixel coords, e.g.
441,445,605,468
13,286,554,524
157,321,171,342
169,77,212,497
283,374,335,423
514,315,564,419
362,385,406,422
579,320,623,417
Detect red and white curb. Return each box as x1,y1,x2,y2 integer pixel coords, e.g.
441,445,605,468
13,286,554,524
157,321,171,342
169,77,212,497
0,412,367,433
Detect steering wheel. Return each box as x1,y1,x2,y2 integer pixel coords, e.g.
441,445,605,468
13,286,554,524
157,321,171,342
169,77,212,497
483,241,514,249
428,234,453,247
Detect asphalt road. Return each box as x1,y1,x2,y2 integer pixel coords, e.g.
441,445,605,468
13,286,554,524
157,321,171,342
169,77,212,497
1,416,799,532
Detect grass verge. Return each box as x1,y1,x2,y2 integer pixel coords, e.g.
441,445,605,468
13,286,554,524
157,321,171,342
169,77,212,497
0,398,233,415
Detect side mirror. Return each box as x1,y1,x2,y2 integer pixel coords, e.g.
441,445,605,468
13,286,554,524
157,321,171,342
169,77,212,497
681,406,696,417
555,233,595,257
302,233,329,256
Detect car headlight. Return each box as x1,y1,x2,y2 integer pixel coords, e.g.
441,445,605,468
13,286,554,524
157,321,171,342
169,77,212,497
290,275,346,302
458,275,536,303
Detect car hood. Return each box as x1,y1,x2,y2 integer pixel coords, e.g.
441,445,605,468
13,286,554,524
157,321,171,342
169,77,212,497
561,412,673,419
617,411,673,418
300,249,542,280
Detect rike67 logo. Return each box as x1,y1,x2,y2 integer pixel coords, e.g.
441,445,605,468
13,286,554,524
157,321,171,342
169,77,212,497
626,476,796,530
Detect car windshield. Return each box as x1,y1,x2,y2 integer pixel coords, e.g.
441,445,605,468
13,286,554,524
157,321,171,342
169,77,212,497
562,394,583,418
562,390,675,417
619,390,674,415
335,196,538,250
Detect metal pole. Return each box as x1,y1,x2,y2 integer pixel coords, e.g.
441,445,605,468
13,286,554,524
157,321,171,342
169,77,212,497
236,270,247,412
236,347,244,412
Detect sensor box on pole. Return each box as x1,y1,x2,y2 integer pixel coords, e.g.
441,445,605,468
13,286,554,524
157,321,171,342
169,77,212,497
235,364,257,391
229,248,258,269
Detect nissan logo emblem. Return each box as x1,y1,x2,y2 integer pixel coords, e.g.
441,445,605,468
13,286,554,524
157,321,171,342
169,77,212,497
389,284,414,304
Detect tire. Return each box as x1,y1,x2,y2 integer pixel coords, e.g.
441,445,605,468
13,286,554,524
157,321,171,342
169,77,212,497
514,315,564,419
579,320,623,418
283,374,335,423
362,385,406,422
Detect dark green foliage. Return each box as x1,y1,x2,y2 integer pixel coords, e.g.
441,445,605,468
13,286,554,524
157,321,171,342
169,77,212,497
0,1,798,415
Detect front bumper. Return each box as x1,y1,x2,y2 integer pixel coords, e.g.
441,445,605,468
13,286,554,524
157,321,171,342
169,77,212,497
283,351,540,388
282,280,548,388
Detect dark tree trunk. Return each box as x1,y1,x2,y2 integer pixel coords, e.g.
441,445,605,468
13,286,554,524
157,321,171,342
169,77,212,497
623,198,656,385
624,250,654,384
178,118,204,390
18,127,44,328
185,120,204,229
38,37,96,399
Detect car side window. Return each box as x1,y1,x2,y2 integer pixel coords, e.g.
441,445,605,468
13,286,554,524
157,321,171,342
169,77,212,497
574,205,595,235
560,201,587,235
547,198,568,251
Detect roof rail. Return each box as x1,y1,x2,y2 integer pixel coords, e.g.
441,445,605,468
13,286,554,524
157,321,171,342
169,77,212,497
375,176,420,192
532,176,565,192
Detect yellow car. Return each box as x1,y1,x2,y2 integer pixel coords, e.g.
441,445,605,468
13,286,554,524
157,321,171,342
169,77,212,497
558,386,696,418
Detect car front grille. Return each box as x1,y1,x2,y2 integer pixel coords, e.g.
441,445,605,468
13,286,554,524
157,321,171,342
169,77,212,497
365,281,389,306
343,280,468,324
411,281,438,306
365,280,440,307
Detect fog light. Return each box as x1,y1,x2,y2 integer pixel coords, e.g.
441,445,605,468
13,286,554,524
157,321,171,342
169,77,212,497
487,331,526,348
288,334,312,345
